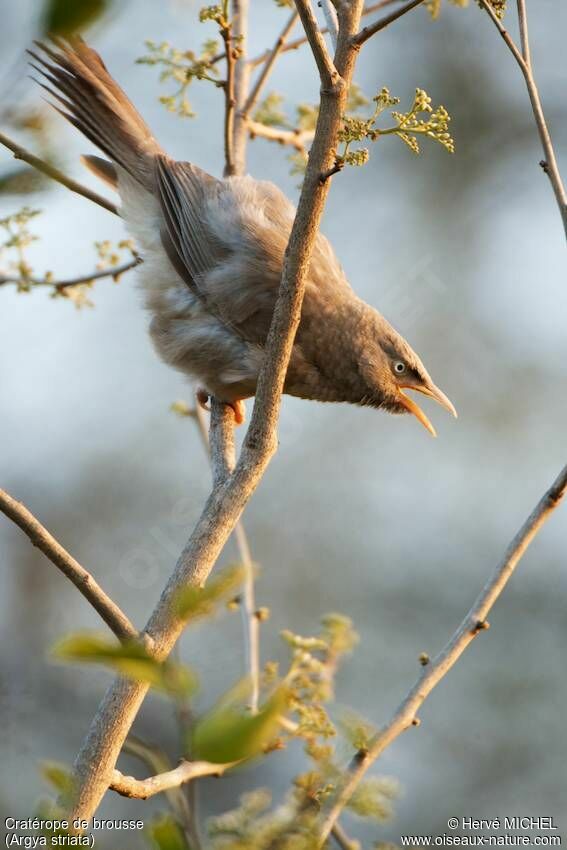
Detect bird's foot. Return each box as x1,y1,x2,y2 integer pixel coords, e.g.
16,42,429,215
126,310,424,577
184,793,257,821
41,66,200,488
196,389,246,425
230,399,246,426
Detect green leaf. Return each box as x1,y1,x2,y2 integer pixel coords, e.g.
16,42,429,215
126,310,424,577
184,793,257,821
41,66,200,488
41,0,108,35
193,684,288,764
40,761,74,797
175,564,245,620
147,815,192,850
52,633,197,697
0,167,49,196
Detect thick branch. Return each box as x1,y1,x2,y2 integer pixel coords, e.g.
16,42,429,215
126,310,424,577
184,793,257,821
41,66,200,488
0,488,137,642
293,0,339,88
110,760,235,799
353,0,425,46
476,0,567,240
318,463,567,845
247,119,314,151
0,257,140,290
0,132,118,216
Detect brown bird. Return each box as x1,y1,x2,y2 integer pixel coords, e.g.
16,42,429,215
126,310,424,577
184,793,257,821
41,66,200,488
30,38,457,435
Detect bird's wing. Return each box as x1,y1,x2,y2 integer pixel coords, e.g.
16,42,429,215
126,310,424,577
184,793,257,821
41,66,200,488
155,156,230,319
155,158,351,345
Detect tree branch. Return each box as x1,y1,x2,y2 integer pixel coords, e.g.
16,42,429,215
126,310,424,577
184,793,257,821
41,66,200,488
63,0,366,827
317,462,567,845
0,257,141,290
231,0,251,177
247,119,314,151
249,1,402,67
353,0,425,46
110,759,235,799
241,11,299,122
0,131,118,216
220,14,237,177
209,398,237,488
319,0,339,51
293,0,339,89
476,0,567,240
0,488,138,642
193,401,260,713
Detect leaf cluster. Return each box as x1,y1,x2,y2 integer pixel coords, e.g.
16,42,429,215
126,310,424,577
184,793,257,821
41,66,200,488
426,0,506,19
137,39,222,118
337,86,454,171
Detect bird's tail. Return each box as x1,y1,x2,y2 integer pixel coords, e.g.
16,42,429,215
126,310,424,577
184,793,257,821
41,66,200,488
29,37,162,190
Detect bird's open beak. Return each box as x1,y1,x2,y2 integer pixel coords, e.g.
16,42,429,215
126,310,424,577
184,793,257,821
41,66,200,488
398,383,457,438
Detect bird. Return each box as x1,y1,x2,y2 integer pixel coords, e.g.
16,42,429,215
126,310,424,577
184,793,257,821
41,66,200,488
29,37,457,435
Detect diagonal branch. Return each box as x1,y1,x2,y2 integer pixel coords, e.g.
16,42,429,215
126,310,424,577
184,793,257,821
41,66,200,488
317,462,567,845
249,0,402,67
247,119,314,151
476,0,567,240
0,257,141,290
241,11,299,122
0,488,138,642
293,0,339,88
0,131,118,216
353,0,425,46
110,759,236,799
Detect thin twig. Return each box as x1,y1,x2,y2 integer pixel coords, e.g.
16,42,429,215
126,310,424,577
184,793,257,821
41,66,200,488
317,463,567,845
241,11,299,122
247,119,314,151
293,0,339,89
476,0,567,240
122,734,197,845
353,0,425,46
319,0,339,51
249,0,400,66
234,521,260,713
220,14,237,177
516,0,530,65
331,822,359,850
0,131,118,216
0,257,141,290
194,400,260,714
0,488,138,642
231,0,251,176
110,759,236,799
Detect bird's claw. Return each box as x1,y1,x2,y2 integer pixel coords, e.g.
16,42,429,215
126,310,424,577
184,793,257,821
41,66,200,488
230,399,246,426
196,389,245,425
196,388,210,412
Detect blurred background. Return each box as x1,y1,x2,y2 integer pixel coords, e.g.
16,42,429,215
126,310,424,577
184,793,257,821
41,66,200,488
1,0,566,846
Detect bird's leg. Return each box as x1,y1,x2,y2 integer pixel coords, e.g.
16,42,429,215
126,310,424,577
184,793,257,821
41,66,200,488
197,389,246,425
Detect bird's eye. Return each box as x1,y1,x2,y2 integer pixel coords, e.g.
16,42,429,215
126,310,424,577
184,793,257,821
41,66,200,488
394,361,406,374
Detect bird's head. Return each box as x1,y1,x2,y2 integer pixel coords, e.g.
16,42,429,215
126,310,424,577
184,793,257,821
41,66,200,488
359,321,457,437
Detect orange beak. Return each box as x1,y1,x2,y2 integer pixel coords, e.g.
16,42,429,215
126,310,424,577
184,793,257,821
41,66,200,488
398,383,457,437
